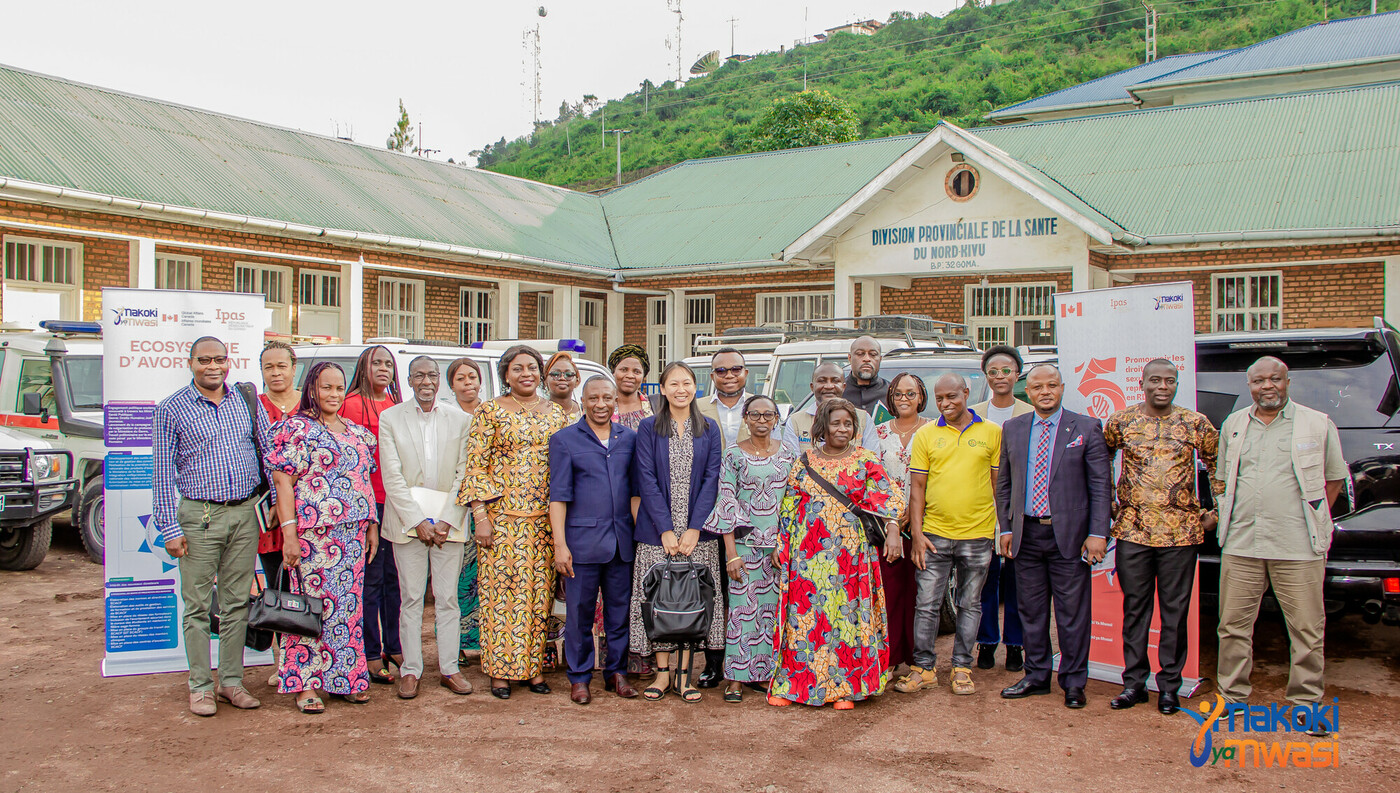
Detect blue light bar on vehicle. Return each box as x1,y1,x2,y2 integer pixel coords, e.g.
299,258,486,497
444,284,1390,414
39,320,103,334
468,341,485,349
558,339,586,353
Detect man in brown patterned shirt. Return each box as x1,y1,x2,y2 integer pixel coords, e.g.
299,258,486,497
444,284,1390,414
1102,358,1222,716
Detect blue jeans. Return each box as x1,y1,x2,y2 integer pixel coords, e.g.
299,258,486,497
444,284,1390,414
912,535,994,670
977,553,1023,648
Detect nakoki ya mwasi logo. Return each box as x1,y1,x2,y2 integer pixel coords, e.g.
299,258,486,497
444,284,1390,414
109,306,159,327
1185,695,1341,768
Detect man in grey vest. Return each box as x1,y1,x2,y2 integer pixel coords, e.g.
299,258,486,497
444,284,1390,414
1213,356,1346,731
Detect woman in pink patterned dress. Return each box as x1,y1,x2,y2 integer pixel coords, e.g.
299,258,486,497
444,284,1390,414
267,361,380,714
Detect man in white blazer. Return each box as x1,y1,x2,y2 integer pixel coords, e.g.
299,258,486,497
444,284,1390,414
380,356,473,699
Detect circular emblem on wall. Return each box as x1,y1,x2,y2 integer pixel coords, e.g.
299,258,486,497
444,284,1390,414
945,163,979,202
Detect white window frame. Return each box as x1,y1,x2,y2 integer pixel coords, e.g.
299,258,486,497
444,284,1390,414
578,296,604,363
754,290,833,327
460,287,497,346
1212,270,1282,332
298,269,341,338
647,296,669,374
377,276,425,339
683,295,715,357
2,235,83,321
155,253,201,291
235,262,293,334
536,292,555,338
964,281,1057,347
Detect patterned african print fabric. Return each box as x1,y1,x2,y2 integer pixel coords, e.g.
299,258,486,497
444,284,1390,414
275,519,371,695
457,534,480,652
613,398,653,432
459,399,567,680
702,444,797,682
769,449,905,706
1103,404,1222,547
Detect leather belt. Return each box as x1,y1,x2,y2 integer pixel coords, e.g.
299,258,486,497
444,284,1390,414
196,493,256,506
1023,514,1053,525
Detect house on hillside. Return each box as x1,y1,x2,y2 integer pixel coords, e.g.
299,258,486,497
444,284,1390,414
822,19,883,39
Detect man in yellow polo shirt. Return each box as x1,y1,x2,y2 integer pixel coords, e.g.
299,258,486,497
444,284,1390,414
895,372,1000,696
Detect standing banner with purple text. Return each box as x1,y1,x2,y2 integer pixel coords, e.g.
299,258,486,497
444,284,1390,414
1053,281,1201,695
101,288,271,677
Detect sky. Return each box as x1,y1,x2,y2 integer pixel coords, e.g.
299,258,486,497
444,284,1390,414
5,1,959,165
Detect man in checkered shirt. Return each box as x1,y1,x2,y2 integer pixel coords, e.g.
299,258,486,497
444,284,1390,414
152,336,274,717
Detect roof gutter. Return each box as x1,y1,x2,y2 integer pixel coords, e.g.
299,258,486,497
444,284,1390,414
0,176,618,279
612,259,810,278
1116,226,1400,246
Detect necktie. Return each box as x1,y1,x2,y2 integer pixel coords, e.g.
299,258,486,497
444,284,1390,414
1030,418,1052,516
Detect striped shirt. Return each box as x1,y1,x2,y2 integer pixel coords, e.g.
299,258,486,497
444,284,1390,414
152,382,274,543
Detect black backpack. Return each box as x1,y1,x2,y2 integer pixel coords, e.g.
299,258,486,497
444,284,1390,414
640,557,716,644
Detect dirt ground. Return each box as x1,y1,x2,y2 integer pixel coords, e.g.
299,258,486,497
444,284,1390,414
2,528,1396,793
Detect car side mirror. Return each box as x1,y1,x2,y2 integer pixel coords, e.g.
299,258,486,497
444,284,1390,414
21,392,44,417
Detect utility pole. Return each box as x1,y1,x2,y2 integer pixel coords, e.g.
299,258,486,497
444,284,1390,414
727,16,738,57
614,130,631,186
1143,3,1157,63
601,106,606,149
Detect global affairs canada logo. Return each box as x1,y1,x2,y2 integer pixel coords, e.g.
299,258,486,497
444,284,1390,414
1185,695,1341,768
109,306,159,327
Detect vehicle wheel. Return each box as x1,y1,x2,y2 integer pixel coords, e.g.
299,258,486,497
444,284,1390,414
78,477,104,564
0,517,51,570
938,569,958,635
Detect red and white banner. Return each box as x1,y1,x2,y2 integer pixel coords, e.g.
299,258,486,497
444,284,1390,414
1054,281,1201,696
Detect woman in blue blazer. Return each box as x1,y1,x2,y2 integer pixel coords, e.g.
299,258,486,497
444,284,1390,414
630,361,724,703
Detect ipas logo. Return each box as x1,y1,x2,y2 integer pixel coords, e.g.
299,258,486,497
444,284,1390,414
1153,294,1186,311
1185,695,1341,768
109,306,159,327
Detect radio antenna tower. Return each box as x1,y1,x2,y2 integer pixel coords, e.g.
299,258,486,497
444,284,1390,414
667,0,684,83
524,7,548,124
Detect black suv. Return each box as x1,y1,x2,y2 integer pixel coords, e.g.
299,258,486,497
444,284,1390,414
1196,321,1400,626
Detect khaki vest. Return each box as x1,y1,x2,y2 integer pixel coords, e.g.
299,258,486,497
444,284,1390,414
789,407,869,453
1216,401,1336,556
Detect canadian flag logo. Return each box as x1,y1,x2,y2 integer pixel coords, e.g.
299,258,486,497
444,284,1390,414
1059,302,1083,318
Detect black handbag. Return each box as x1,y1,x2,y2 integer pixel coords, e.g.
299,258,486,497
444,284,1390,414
801,452,888,549
246,566,323,648
640,555,716,644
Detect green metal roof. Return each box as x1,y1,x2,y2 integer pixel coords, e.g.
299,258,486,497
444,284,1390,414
975,81,1400,240
600,135,922,269
0,65,618,268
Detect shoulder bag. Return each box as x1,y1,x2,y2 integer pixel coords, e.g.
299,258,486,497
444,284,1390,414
234,382,276,534
800,452,887,549
246,565,324,650
640,555,716,644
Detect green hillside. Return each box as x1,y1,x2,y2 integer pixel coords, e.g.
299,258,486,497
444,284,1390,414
475,0,1393,188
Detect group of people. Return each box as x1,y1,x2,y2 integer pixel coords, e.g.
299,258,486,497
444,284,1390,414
152,331,1345,728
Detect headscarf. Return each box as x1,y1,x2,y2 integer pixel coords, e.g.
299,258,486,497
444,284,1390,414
545,351,577,378
607,344,650,376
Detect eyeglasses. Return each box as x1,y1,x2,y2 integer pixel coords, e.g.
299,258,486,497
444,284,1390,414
986,366,1017,376
712,366,745,377
547,371,578,380
891,390,921,400
408,372,440,382
744,410,780,421
194,356,229,366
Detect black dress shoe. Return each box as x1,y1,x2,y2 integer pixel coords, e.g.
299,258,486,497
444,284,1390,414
1158,690,1180,715
1005,646,1023,672
1110,687,1149,710
976,644,996,670
1000,678,1052,699
490,686,511,700
1064,687,1087,709
526,680,551,695
697,650,723,688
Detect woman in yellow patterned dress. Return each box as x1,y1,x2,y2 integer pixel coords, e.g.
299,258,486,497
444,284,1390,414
460,345,567,699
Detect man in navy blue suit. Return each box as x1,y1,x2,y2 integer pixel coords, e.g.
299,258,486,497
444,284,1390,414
994,364,1112,709
549,376,641,704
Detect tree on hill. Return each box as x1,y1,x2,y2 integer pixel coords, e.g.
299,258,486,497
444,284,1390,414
748,90,860,152
386,100,417,154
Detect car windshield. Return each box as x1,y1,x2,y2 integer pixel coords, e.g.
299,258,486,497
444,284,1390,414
64,355,104,411
1196,339,1400,428
770,358,819,407
792,360,989,420
693,363,768,399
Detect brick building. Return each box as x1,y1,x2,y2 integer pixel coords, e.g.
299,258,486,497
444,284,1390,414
1,13,1397,372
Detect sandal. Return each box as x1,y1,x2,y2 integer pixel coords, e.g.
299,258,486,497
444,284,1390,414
295,693,325,714
723,685,743,704
368,655,394,685
675,667,702,703
644,670,671,701
332,691,370,704
767,695,791,707
834,699,855,710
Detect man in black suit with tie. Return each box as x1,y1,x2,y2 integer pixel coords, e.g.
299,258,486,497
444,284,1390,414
994,364,1112,708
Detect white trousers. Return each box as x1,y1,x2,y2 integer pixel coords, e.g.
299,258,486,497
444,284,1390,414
393,538,465,678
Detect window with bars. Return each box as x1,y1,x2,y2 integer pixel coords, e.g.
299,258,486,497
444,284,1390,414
684,295,715,356
579,297,604,362
378,277,423,338
647,296,669,374
964,282,1056,346
460,287,497,346
299,271,341,307
237,263,293,333
755,291,833,326
536,292,555,338
4,238,78,286
155,254,201,290
1213,271,1282,331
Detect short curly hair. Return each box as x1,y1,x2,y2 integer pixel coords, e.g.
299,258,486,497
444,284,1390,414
811,397,859,444
497,344,545,389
